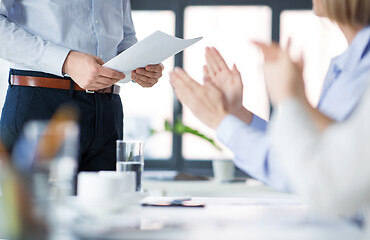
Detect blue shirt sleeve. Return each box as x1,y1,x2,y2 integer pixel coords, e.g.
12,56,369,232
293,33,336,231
117,0,137,54
0,0,70,76
249,114,268,132
216,114,289,190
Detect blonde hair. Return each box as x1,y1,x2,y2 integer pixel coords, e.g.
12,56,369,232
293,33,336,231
322,0,370,26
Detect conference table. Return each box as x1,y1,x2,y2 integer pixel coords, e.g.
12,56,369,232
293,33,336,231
51,177,368,240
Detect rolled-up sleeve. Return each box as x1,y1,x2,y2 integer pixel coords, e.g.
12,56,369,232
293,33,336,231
0,1,70,76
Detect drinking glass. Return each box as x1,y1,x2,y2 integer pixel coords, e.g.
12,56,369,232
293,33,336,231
116,140,144,191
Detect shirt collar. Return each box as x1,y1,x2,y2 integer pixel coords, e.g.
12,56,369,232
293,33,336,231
333,25,370,72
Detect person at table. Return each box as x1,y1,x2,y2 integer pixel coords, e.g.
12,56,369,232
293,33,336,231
258,38,370,221
0,0,164,171
169,0,370,190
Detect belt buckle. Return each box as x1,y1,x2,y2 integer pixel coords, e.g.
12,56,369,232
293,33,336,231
86,90,95,94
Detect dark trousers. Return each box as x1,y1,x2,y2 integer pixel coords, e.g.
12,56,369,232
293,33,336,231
0,71,123,172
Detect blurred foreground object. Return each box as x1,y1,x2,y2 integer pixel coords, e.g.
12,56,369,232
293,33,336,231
0,105,80,239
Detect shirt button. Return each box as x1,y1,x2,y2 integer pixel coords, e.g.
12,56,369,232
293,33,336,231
100,55,103,59
95,20,99,24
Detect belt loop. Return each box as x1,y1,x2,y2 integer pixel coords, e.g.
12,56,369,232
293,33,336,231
69,80,74,97
8,68,13,87
109,85,114,99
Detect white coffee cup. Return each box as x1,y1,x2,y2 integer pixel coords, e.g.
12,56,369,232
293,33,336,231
77,171,136,201
212,159,235,183
76,171,138,216
99,171,136,193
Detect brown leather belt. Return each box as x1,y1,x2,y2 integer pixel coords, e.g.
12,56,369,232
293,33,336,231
11,75,120,95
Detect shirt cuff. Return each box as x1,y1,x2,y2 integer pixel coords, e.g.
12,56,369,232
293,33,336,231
41,43,71,77
216,114,248,145
249,114,267,131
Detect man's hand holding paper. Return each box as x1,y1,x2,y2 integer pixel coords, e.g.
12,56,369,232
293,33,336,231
104,31,202,84
131,63,164,88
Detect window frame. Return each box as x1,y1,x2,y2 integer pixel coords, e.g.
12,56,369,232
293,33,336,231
131,0,313,176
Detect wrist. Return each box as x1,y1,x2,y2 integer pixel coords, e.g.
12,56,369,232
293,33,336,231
62,50,75,75
212,111,228,129
231,106,253,124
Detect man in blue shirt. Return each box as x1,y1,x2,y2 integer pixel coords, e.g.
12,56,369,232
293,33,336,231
0,0,164,171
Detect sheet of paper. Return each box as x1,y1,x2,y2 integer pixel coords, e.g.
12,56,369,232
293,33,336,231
103,31,202,83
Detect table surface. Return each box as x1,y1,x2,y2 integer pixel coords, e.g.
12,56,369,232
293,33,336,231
52,179,368,240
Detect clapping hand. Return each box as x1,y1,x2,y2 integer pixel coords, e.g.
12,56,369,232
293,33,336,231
204,47,253,124
253,39,305,106
169,68,228,129
204,47,244,113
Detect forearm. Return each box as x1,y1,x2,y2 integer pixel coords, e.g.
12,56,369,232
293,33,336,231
0,16,70,76
300,97,334,132
217,115,289,190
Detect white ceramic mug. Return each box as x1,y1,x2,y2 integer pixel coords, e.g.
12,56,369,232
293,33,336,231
212,159,235,183
77,171,136,201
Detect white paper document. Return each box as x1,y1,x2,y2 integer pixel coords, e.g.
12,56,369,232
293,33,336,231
104,31,203,83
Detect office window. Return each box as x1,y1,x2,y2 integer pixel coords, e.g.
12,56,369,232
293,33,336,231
183,6,272,160
280,11,347,106
122,11,176,160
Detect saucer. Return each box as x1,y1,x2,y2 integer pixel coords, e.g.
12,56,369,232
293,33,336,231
74,192,146,217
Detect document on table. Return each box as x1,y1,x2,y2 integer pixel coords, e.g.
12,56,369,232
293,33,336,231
104,31,203,83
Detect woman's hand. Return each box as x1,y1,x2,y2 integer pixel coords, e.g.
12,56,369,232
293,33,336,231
204,47,253,124
169,67,228,129
253,40,306,106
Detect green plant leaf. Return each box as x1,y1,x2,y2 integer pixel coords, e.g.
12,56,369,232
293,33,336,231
157,119,222,151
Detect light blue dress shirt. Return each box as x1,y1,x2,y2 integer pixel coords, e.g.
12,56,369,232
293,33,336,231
217,26,370,191
0,0,137,77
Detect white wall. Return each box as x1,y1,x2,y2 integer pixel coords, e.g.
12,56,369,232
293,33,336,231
0,58,9,112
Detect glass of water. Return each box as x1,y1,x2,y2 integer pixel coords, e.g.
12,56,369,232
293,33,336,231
116,140,144,191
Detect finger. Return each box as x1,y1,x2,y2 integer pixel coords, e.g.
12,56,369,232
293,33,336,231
135,68,162,79
203,65,210,77
145,63,164,72
209,47,229,71
169,71,191,100
99,66,125,80
85,81,112,91
95,56,105,66
134,78,158,88
174,67,201,90
203,65,211,83
205,47,221,74
170,71,200,107
96,76,119,86
203,80,222,98
169,68,200,93
132,72,159,84
298,52,305,71
203,75,211,83
252,41,270,59
252,41,280,62
286,37,292,52
232,64,243,84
